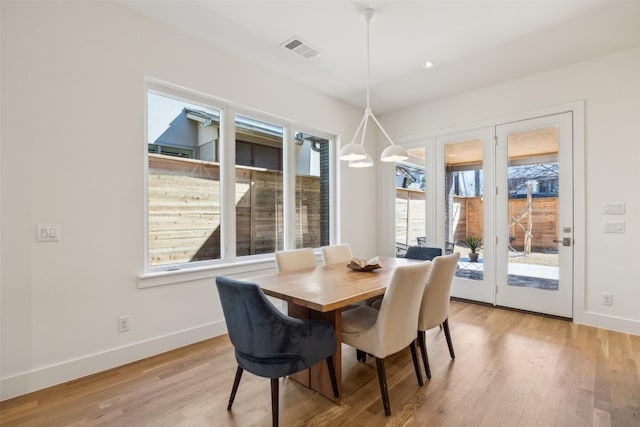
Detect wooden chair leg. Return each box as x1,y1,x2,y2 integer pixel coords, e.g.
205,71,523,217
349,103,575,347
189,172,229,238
271,378,279,427
443,318,455,359
375,357,391,416
326,356,340,399
228,366,243,410
417,330,431,379
409,340,423,386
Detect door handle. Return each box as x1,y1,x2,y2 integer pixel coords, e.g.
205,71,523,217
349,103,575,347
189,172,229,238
553,237,572,247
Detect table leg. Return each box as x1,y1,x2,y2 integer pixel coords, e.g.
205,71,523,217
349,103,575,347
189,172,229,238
287,303,342,401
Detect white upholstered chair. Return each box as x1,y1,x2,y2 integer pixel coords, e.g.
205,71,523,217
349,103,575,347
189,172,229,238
417,252,460,379
274,248,316,272
320,244,353,265
341,261,432,416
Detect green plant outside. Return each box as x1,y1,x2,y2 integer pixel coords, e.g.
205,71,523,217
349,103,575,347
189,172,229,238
463,235,483,253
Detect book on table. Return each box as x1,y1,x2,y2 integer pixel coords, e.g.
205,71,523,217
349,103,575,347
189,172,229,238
347,257,382,271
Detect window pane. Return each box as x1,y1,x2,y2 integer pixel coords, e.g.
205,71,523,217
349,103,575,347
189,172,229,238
507,126,559,289
294,132,330,249
235,115,284,256
395,150,426,257
147,92,221,267
444,139,484,280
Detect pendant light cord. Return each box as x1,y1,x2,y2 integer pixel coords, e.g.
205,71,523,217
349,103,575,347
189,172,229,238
341,8,404,159
366,12,371,110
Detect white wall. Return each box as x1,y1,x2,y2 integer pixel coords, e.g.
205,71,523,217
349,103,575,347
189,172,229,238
379,46,640,335
0,1,375,399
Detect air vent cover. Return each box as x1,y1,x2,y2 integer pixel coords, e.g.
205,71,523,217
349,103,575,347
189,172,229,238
282,37,320,59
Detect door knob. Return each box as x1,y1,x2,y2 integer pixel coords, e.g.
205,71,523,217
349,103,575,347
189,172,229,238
553,237,572,247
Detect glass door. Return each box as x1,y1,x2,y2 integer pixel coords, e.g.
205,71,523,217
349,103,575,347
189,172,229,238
437,130,494,304
495,113,573,318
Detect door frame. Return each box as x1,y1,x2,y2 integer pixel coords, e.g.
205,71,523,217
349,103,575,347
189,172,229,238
383,101,585,320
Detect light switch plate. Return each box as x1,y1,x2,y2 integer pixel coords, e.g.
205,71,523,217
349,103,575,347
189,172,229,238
602,202,625,215
602,221,625,233
36,224,61,242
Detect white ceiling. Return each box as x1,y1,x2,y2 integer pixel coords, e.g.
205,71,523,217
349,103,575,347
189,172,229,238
120,1,640,114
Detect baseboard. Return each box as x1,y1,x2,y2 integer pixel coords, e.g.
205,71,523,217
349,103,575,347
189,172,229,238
574,311,640,336
452,298,639,336
1,320,227,401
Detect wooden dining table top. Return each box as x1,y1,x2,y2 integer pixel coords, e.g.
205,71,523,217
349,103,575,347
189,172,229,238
248,256,422,312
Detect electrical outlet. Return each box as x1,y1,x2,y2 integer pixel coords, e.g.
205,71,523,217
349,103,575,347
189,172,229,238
601,293,613,306
118,315,131,332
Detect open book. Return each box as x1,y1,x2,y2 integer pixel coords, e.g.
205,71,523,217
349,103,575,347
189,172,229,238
347,256,383,271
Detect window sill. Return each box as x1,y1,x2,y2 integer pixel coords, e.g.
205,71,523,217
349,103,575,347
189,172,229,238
138,257,278,289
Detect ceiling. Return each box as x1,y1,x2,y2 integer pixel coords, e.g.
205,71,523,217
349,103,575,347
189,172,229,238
119,1,640,115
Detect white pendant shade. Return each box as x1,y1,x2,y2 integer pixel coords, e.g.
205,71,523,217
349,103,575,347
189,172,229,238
339,142,368,161
349,154,374,168
380,144,409,162
338,9,407,169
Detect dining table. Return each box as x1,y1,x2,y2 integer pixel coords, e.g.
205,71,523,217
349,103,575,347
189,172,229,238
246,255,422,401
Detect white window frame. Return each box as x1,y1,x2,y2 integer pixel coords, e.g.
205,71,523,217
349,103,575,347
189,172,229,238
140,79,337,287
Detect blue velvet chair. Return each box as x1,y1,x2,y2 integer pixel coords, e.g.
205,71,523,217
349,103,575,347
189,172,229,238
404,245,442,261
215,276,339,427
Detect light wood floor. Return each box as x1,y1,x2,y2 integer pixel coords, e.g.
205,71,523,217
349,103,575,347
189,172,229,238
1,301,639,426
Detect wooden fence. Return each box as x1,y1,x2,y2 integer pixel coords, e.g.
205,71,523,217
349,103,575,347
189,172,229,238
452,195,559,251
148,154,321,266
507,197,559,251
395,188,426,246
395,189,559,251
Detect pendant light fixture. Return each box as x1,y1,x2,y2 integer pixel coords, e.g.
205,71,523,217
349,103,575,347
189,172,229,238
339,9,408,167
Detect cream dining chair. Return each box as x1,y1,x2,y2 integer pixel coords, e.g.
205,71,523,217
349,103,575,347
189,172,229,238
340,261,432,416
320,244,353,265
416,252,460,379
274,248,316,272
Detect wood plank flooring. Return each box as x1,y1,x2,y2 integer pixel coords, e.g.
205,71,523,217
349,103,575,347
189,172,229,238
1,301,639,426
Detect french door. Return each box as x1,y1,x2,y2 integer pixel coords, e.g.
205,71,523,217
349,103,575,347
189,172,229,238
435,113,574,318
495,113,573,318
436,129,495,304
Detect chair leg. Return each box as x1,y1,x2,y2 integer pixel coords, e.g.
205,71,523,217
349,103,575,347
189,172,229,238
417,330,431,379
228,366,243,410
443,318,455,359
409,340,423,386
375,357,391,416
357,349,367,363
326,356,340,399
271,378,279,427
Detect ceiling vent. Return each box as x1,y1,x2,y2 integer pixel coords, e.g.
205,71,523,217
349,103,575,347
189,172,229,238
282,37,320,59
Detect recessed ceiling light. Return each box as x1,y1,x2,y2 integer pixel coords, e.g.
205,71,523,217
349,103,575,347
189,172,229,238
422,60,436,69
